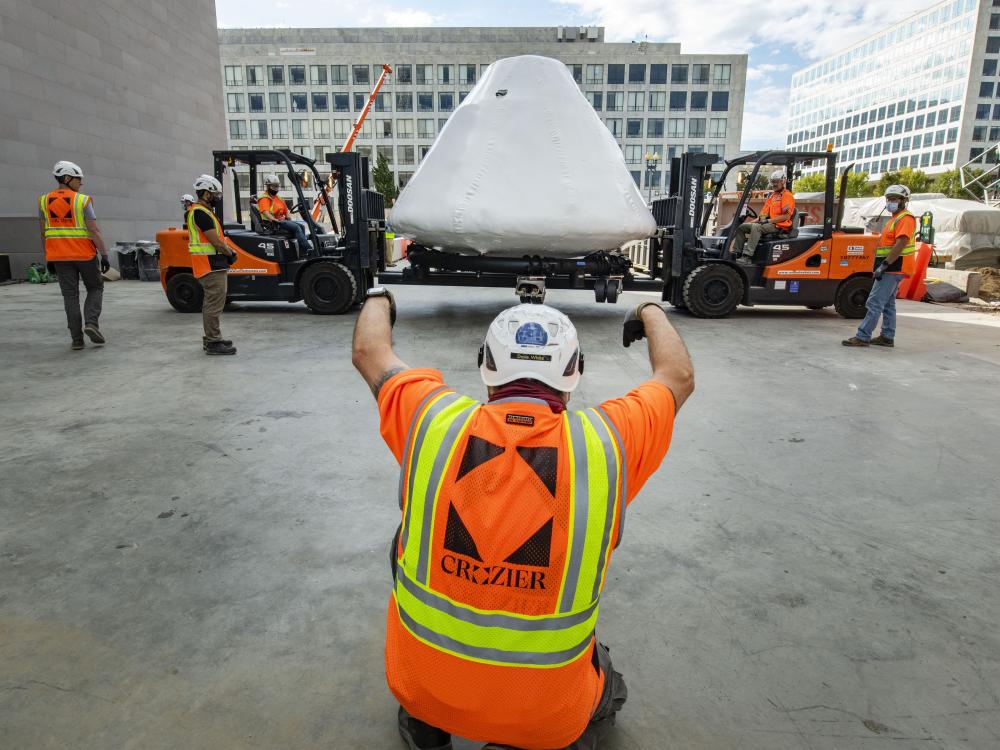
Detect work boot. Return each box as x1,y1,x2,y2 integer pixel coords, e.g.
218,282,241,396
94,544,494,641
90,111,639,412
397,707,452,750
71,338,85,351
83,323,106,345
204,340,237,355
870,335,895,348
737,254,755,264
203,338,233,351
841,336,870,347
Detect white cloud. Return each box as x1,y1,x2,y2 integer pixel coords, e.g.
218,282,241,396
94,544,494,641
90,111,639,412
382,9,437,25
217,1,442,28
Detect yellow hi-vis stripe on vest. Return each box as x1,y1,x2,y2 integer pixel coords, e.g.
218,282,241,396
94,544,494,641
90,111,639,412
40,192,91,238
876,211,916,257
187,205,219,255
394,393,625,668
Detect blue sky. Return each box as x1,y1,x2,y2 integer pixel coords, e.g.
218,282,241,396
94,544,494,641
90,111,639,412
216,0,939,151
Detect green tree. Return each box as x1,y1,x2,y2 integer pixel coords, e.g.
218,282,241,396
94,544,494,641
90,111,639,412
792,173,826,193
874,167,932,196
793,171,874,197
930,168,982,199
372,152,398,201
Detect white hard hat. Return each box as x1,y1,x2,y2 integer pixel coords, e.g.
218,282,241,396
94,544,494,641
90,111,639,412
193,174,222,193
53,160,84,179
264,175,280,187
884,184,910,199
770,170,786,181
181,194,195,204
479,304,583,392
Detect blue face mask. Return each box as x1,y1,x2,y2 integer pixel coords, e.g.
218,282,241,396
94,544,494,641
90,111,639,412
886,200,900,213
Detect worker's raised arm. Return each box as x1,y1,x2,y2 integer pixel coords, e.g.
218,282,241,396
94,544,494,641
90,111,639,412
623,303,695,410
352,292,408,399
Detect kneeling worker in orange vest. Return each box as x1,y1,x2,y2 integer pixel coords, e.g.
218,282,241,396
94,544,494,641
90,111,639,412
39,161,111,350
188,175,238,355
352,289,695,750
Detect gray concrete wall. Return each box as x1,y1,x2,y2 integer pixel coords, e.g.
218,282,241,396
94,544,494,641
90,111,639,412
0,0,226,278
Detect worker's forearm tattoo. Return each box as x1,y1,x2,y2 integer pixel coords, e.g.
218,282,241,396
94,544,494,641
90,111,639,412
371,366,407,398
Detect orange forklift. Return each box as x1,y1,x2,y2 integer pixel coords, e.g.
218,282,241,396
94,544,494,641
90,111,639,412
651,149,925,318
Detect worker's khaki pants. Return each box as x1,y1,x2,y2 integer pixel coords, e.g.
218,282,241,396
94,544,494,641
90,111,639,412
199,270,227,343
732,221,780,258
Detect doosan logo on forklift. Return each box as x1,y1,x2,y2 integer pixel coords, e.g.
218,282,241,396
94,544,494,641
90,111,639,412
688,177,698,228
345,175,355,226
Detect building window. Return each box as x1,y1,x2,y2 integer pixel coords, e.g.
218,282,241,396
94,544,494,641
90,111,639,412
417,119,435,138
438,92,454,111
333,120,350,140
246,65,263,86
689,118,707,138
309,65,327,86
416,64,432,85
289,66,305,85
711,92,729,112
290,92,308,113
398,145,415,165
607,64,625,84
267,66,284,86
377,145,394,164
649,92,666,111
396,119,414,138
438,65,454,85
396,93,413,112
333,93,349,112
627,92,644,111
331,65,348,85
985,59,997,77
977,103,991,119
630,170,641,186
625,145,642,164
607,92,624,112
671,65,689,84
378,120,392,139
269,92,286,113
650,64,667,84
982,82,995,98
568,64,582,84
418,93,433,112
606,118,622,138
667,118,685,138
710,118,727,138
313,119,330,139
459,91,469,104
587,92,603,111
647,118,664,138
973,126,986,141
626,118,643,138
989,37,1000,54
586,64,603,84
645,169,661,189
270,119,289,139
224,66,243,86
438,116,449,130
375,92,391,112
251,120,268,139
690,91,707,111
628,64,645,83
311,93,328,112
713,64,731,84
692,64,710,84
249,93,264,113
354,93,366,111
670,91,687,111
399,171,414,187
227,93,245,113
460,64,476,85
229,120,247,140
353,65,370,85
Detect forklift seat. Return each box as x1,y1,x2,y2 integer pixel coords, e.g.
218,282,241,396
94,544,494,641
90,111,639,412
249,199,280,237
777,210,804,240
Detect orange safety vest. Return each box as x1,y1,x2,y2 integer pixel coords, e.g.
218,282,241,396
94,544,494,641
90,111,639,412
257,192,289,220
186,203,224,278
761,189,795,230
39,189,96,262
387,392,625,749
876,211,917,277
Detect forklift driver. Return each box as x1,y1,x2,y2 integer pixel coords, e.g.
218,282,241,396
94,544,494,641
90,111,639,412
258,175,313,255
732,170,795,263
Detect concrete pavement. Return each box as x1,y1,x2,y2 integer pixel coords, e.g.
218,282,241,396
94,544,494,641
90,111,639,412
1,280,998,749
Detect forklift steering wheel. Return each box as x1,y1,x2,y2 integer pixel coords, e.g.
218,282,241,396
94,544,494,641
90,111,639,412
744,205,758,220
290,202,304,214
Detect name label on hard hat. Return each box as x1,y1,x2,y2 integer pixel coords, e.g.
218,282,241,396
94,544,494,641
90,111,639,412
510,353,552,362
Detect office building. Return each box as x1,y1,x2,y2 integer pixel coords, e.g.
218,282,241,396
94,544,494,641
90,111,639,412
787,0,1000,178
218,27,747,196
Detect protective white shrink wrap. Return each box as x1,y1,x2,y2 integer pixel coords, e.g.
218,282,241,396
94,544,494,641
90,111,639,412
389,55,656,256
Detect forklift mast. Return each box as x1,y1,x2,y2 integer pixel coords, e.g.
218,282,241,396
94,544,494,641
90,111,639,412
658,152,718,278
326,151,385,276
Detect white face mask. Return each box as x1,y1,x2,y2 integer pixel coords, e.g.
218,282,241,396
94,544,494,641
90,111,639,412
886,200,900,213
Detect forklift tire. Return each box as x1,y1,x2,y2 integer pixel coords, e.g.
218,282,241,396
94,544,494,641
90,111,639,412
165,273,203,313
301,261,357,315
834,276,874,319
594,279,607,303
682,264,744,318
605,279,620,303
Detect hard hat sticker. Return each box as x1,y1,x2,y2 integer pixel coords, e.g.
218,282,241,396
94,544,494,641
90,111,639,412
515,322,548,346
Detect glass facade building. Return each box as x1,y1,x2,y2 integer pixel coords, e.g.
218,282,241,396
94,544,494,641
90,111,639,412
788,0,999,178
219,27,746,196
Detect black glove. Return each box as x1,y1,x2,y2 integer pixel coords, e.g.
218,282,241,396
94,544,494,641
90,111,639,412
874,261,888,280
226,250,238,266
100,256,110,273
623,302,662,347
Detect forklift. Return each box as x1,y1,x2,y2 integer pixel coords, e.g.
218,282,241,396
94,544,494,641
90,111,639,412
157,148,385,314
649,148,935,318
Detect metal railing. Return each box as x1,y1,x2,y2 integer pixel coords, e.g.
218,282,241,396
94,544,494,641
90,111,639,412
960,143,1000,206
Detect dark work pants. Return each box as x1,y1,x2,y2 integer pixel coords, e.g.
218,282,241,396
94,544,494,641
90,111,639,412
53,257,103,340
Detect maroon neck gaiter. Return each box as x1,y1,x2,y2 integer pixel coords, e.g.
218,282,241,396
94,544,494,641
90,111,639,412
488,379,566,414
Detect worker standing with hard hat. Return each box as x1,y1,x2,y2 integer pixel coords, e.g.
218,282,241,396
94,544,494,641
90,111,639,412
39,161,111,350
188,175,237,355
731,169,796,263
352,291,694,750
181,194,195,222
842,185,916,348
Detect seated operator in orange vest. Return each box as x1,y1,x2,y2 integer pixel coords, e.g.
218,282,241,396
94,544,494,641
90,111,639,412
257,175,313,255
731,169,796,263
352,289,695,750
